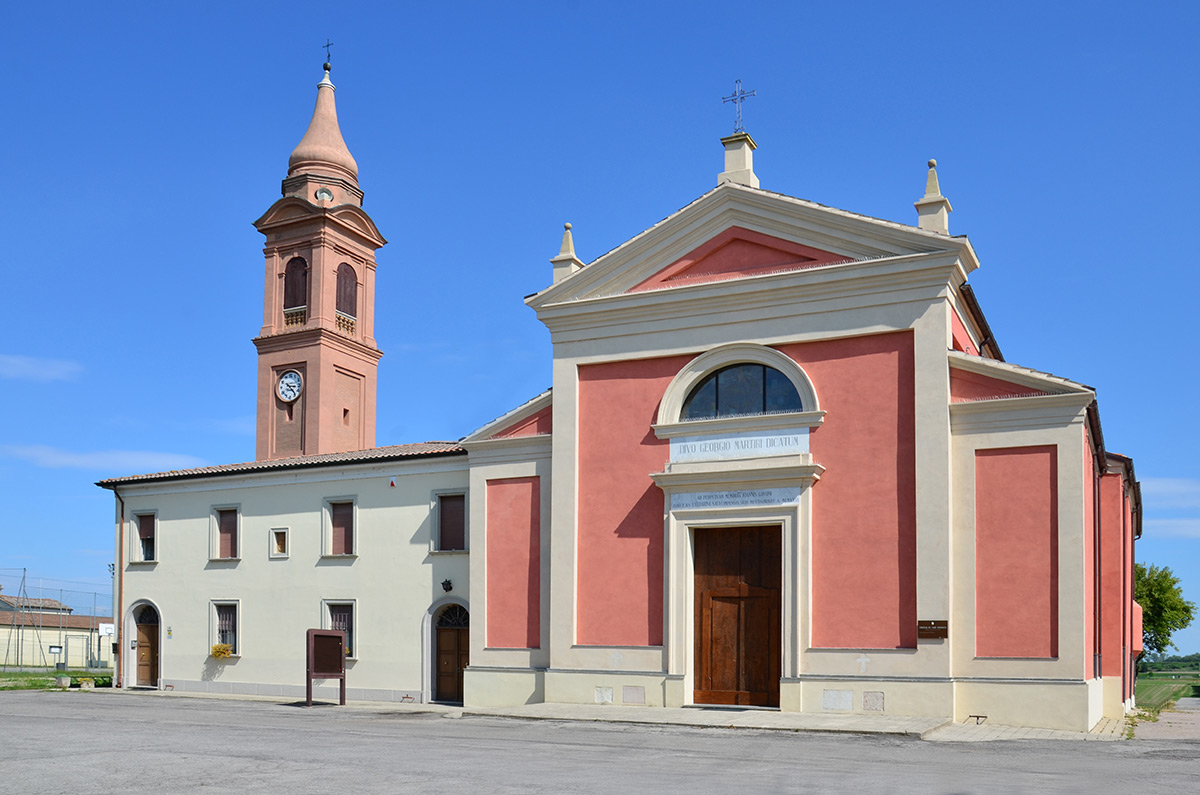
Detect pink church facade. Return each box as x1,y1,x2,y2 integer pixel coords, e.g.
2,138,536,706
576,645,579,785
103,69,1142,732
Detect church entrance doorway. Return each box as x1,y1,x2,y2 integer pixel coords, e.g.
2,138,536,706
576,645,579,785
434,605,470,703
693,525,781,707
133,604,160,687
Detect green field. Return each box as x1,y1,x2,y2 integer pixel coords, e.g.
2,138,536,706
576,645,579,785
0,671,112,691
1136,672,1200,712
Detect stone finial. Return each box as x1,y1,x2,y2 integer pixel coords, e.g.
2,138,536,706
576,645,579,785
551,222,584,284
288,63,359,184
914,158,952,234
718,132,759,188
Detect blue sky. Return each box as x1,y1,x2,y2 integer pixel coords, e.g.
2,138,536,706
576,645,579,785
3,2,1198,651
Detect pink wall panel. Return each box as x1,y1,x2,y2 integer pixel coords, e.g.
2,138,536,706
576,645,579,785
975,446,1059,658
491,405,553,439
576,356,690,646
485,477,541,649
779,332,917,649
950,307,980,355
576,332,917,649
1100,473,1127,677
949,369,1046,403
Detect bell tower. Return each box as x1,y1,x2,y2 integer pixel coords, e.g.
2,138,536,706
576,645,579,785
252,63,387,461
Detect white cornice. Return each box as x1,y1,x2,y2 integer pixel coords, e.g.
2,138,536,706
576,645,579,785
949,393,1093,434
535,251,964,340
463,434,553,465
651,456,824,491
653,411,825,440
113,455,468,497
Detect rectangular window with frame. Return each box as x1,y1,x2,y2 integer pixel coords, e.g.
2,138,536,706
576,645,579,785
135,514,156,562
327,602,354,657
214,602,238,655
437,494,466,551
330,501,354,556
270,528,289,559
216,508,239,559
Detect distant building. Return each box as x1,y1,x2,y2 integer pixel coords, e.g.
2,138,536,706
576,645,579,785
100,64,1143,731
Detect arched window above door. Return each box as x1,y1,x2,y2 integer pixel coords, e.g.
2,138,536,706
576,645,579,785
681,363,803,420
656,343,822,433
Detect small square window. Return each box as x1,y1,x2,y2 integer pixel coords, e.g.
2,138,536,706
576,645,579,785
135,514,156,562
436,494,467,552
270,528,289,559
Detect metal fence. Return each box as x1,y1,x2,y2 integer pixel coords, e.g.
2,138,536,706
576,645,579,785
0,571,114,670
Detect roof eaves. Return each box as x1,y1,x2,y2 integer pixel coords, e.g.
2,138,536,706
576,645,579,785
96,443,467,488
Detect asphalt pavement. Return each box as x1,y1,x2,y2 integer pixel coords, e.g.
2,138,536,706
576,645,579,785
2,690,1198,794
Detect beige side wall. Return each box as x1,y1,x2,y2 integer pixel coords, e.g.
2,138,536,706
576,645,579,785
114,455,468,701
0,624,113,669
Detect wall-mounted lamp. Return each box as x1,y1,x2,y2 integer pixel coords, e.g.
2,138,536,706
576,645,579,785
441,579,453,593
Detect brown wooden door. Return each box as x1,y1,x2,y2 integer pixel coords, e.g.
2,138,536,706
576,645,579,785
136,623,158,686
435,627,469,702
694,526,781,707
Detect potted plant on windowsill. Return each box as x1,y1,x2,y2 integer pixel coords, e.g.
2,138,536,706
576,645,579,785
210,643,233,659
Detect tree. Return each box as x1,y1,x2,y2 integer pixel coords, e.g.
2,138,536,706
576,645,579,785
1135,563,1196,656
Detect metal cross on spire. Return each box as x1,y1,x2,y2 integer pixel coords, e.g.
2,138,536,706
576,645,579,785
722,79,756,134
323,39,334,63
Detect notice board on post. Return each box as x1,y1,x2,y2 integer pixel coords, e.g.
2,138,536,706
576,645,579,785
306,628,346,706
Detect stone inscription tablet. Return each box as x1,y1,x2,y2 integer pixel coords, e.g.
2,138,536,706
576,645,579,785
671,428,808,463
671,487,802,511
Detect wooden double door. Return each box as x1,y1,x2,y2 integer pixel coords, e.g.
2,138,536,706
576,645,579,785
694,526,781,707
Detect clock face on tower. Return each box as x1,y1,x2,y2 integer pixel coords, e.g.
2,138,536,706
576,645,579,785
277,370,303,403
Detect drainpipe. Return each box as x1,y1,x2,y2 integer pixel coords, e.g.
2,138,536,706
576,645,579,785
114,488,125,689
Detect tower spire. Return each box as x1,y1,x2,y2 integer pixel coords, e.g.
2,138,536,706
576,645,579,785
288,62,359,184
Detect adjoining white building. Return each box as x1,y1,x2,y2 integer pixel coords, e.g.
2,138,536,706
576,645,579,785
102,65,1142,731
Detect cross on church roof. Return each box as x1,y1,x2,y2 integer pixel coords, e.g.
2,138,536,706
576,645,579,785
722,79,756,134
323,39,334,63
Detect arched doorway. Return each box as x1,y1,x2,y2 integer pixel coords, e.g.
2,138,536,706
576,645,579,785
132,604,160,687
434,604,469,703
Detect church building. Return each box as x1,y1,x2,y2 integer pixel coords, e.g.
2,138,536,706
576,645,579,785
101,65,1143,732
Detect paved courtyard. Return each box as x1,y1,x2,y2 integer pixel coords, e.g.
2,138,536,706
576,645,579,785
2,691,1198,794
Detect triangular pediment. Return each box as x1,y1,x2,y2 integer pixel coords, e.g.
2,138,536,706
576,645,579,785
528,182,977,309
461,389,552,443
948,352,1092,401
629,227,850,292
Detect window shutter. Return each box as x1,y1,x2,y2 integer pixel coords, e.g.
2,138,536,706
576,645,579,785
336,263,358,318
331,502,353,555
439,495,466,551
283,257,308,310
138,515,155,540
218,509,237,558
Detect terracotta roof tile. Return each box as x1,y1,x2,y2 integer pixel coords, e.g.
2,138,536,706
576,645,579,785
97,442,465,487
0,613,111,630
0,595,73,612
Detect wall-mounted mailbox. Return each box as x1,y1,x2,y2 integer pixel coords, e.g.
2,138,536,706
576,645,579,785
917,620,949,639
306,628,346,706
